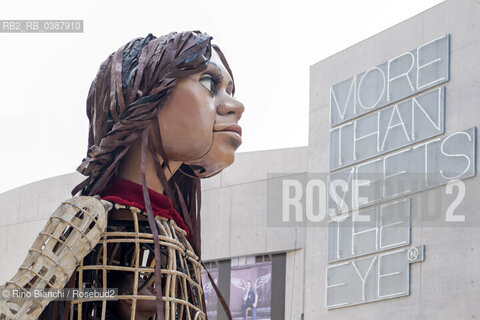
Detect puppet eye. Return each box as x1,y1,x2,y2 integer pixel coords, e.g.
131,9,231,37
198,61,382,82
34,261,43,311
200,74,222,95
200,76,214,94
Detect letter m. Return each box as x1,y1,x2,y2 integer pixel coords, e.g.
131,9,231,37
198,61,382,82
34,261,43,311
330,76,356,126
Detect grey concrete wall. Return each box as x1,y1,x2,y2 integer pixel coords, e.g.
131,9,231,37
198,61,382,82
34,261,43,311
201,147,308,260
201,147,308,320
0,172,84,283
308,0,480,319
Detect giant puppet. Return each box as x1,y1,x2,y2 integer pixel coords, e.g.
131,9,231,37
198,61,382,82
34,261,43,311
0,31,244,320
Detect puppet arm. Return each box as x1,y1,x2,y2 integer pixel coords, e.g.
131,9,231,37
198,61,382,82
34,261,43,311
0,196,111,320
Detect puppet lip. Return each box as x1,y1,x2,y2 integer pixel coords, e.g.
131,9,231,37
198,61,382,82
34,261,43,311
214,124,242,137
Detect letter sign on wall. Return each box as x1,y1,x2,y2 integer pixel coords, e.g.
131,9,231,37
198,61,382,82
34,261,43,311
325,35,473,310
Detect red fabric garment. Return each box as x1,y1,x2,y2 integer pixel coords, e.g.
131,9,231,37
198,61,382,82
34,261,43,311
101,178,190,238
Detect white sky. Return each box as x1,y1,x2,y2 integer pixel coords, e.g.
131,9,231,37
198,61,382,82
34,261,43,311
0,0,445,194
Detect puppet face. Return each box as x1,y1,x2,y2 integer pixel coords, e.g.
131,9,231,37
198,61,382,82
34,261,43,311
155,50,244,176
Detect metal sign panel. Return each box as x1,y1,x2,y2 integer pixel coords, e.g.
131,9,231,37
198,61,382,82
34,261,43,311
328,198,411,263
330,35,450,126
324,34,452,311
326,248,413,309
330,87,445,171
328,127,476,215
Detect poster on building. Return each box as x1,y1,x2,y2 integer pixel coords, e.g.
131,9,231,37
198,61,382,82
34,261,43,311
230,255,272,320
201,262,219,320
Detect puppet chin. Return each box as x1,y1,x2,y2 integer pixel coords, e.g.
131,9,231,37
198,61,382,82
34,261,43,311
182,134,236,178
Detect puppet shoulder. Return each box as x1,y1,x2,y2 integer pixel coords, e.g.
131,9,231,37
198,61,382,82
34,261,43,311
0,196,112,319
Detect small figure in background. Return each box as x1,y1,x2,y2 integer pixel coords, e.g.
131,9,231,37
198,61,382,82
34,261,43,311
242,280,258,320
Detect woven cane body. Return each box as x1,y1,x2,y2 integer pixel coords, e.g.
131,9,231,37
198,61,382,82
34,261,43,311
70,202,206,320
0,196,111,319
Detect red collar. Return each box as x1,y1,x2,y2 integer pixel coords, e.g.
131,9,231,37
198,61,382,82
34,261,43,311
101,178,190,238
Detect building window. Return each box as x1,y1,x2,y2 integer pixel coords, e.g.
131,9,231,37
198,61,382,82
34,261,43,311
203,253,285,320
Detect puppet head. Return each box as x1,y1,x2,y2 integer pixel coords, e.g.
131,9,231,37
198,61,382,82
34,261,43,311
74,31,244,196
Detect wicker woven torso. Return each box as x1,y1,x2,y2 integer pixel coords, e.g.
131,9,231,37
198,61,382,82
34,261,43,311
71,202,206,320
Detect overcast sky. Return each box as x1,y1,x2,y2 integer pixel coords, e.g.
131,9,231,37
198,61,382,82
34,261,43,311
0,0,445,193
